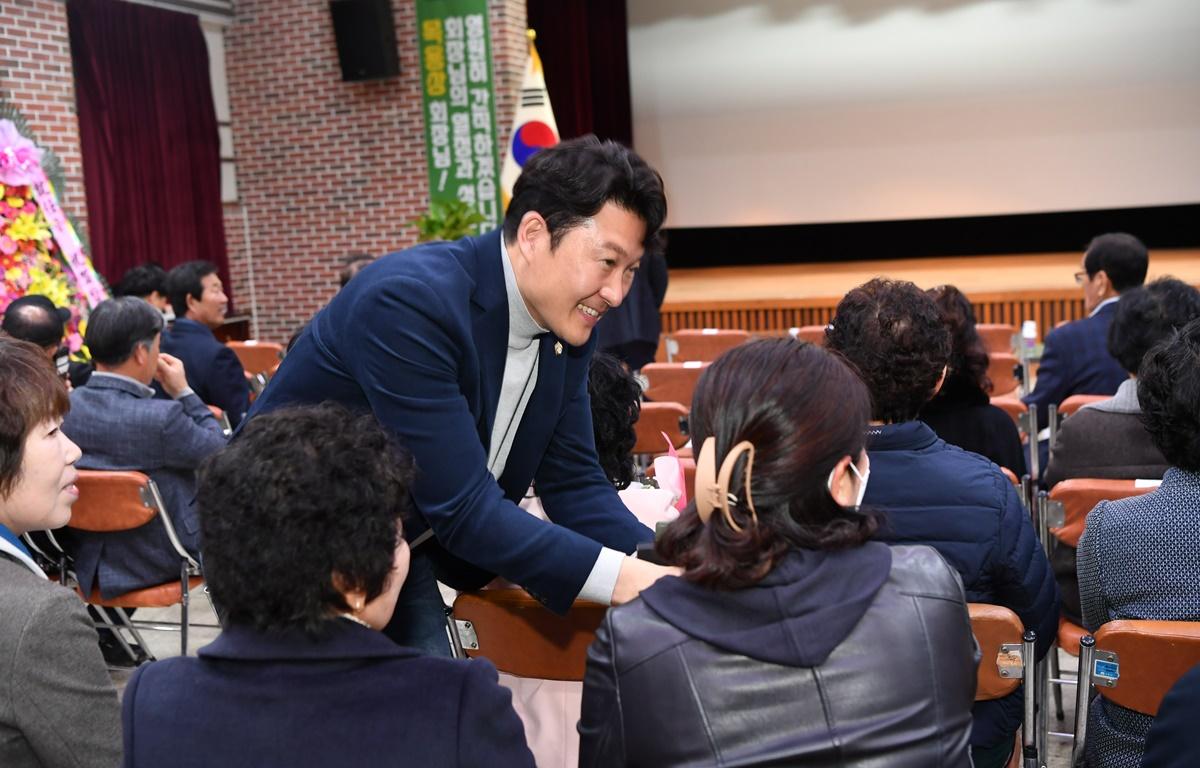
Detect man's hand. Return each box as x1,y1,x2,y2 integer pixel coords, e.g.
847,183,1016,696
611,556,681,606
156,353,190,398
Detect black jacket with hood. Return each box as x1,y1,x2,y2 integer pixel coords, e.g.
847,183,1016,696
579,542,979,767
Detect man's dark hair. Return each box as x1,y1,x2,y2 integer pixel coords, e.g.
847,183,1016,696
197,403,414,636
1137,318,1200,471
1,294,68,350
338,253,374,289
0,337,70,499
85,297,165,366
657,339,875,589
1083,233,1149,292
164,260,218,317
113,263,167,300
926,284,992,394
502,134,667,250
1108,278,1200,375
588,353,641,490
825,279,952,423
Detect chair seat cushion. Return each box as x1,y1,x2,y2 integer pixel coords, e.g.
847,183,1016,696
80,575,204,608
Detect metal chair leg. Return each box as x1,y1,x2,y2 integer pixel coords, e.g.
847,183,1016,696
1021,630,1039,768
95,607,139,665
180,561,190,656
1050,646,1065,720
112,606,156,662
445,605,466,659
1071,636,1096,767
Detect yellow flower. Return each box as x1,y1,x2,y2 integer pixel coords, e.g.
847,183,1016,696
7,212,50,242
6,197,25,208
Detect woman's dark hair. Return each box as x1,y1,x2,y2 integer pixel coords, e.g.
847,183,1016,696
926,284,992,394
657,339,875,589
1107,278,1200,375
825,278,951,423
1083,233,1148,292
197,404,414,635
1137,318,1200,472
85,297,165,366
164,260,218,317
588,353,640,490
0,338,70,499
502,135,666,250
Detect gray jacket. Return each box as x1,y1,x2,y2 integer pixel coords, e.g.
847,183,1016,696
0,553,121,767
580,545,979,767
61,373,226,598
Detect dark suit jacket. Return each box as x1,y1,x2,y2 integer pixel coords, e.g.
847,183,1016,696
248,230,651,612
61,374,226,598
1022,301,1127,427
160,318,250,426
121,621,534,768
0,553,121,768
1141,662,1200,768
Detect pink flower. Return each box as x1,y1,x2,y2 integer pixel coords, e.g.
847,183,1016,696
0,121,44,186
21,202,36,215
0,235,15,255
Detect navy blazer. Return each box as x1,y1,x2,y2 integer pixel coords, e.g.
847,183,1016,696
1140,662,1200,768
865,421,1060,748
248,230,651,612
1022,301,1127,426
121,621,534,768
61,374,226,598
160,317,250,427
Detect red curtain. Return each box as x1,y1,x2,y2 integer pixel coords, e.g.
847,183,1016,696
526,0,633,147
68,0,230,299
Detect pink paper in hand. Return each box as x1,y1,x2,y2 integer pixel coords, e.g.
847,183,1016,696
654,431,689,512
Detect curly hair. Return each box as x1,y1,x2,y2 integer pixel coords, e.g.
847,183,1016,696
825,278,951,423
657,339,876,589
587,353,640,490
1137,318,1200,471
1107,278,1200,375
926,284,992,394
0,338,70,499
197,404,415,636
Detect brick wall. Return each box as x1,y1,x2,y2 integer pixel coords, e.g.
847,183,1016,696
0,0,88,241
223,0,526,342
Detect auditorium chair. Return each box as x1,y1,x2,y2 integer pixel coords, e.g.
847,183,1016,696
1057,393,1109,417
226,339,284,377
977,323,1017,356
987,352,1021,397
633,401,689,456
1037,480,1156,734
1071,621,1200,766
206,404,232,436
67,469,204,661
968,603,1040,768
990,395,1027,426
448,588,606,680
663,328,748,363
788,325,827,345
641,362,709,407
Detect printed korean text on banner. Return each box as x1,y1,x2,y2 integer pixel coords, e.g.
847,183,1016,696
0,117,107,355
500,30,559,213
416,0,500,233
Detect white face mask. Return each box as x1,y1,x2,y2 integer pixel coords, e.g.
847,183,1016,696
827,455,870,508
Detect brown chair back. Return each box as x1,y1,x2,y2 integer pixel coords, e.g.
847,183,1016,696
1058,394,1109,417
1048,478,1153,548
226,340,283,376
452,589,607,681
69,470,158,532
969,603,1025,700
1092,620,1200,716
634,402,689,455
987,353,1020,396
642,362,709,407
665,329,748,363
989,395,1027,426
977,324,1016,355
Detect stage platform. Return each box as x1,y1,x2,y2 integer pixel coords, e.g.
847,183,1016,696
660,249,1200,339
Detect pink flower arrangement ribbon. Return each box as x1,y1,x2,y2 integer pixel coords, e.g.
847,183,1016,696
1,119,107,308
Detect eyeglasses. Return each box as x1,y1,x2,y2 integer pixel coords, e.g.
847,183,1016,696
1073,271,1090,285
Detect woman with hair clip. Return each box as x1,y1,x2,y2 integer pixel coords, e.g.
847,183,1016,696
578,338,979,767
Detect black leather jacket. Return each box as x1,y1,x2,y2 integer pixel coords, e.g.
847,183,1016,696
579,545,979,767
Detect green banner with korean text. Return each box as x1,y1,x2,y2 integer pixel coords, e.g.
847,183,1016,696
416,0,500,233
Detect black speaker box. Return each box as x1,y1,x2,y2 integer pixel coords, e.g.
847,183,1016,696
329,0,400,81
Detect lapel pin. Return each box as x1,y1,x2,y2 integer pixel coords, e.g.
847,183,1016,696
554,341,563,356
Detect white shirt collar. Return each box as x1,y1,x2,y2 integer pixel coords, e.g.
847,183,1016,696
500,236,548,346
1089,296,1121,318
0,537,48,579
89,371,156,397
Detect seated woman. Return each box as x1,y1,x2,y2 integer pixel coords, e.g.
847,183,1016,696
0,337,121,767
920,284,1024,477
579,339,979,767
121,404,533,767
1078,317,1200,768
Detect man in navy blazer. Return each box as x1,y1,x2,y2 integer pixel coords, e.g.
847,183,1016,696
249,137,677,654
1023,233,1148,428
161,261,250,426
61,298,227,599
